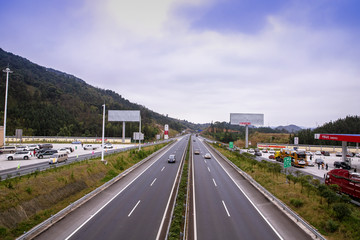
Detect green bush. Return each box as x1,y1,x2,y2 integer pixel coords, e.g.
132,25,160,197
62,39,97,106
290,198,304,208
333,203,351,221
324,219,339,233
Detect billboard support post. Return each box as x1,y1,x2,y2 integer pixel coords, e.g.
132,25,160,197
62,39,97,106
230,113,264,149
122,122,125,143
101,104,106,163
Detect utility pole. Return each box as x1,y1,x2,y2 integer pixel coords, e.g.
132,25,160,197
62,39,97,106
2,67,12,146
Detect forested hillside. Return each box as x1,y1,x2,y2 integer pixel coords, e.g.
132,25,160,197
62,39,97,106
0,48,188,139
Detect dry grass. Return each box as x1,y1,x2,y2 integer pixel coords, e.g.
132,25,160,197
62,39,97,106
0,143,168,240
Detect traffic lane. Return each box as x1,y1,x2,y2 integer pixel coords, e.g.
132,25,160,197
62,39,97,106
206,145,313,240
68,139,186,240
193,151,281,240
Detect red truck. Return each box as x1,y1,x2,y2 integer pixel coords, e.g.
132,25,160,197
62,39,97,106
325,169,360,199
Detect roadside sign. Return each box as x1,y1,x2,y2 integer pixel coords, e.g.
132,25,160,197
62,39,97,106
229,142,234,149
294,137,299,145
284,157,291,168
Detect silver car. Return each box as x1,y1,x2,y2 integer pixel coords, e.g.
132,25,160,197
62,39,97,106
8,151,32,160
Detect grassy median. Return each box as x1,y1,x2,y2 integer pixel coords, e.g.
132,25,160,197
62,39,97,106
0,143,169,240
214,144,360,240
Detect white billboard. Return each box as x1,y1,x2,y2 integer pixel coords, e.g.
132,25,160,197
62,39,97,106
108,110,140,122
230,113,264,126
133,132,144,140
164,124,169,131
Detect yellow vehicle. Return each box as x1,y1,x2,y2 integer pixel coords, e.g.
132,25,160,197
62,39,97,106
275,149,307,168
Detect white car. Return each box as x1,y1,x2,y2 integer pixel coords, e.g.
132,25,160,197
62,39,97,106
204,153,211,159
103,143,113,149
7,151,32,160
306,151,313,156
268,148,275,154
307,159,315,167
356,153,360,158
248,149,255,154
58,148,71,154
83,144,97,150
315,151,322,155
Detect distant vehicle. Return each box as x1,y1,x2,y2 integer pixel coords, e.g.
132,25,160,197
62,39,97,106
325,169,360,199
333,161,351,170
315,158,324,165
204,153,211,159
261,149,268,153
356,153,360,158
347,152,355,157
58,148,71,154
248,149,255,154
37,149,58,159
7,151,32,160
315,151,322,155
103,143,113,149
72,141,82,144
268,155,275,159
39,143,53,149
306,151,313,156
84,144,97,150
194,149,200,155
0,146,17,154
49,153,68,164
168,154,176,163
65,147,74,152
307,159,314,166
26,144,40,151
335,152,342,157
255,152,262,156
268,149,275,154
322,151,330,156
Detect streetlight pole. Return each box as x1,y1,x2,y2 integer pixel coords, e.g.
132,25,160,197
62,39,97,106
101,104,106,162
3,67,12,146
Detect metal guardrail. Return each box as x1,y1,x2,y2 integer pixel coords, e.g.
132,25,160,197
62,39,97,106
207,143,326,240
183,139,191,240
16,140,175,240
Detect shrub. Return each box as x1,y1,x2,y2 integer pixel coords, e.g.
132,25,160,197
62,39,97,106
324,219,339,233
333,203,351,221
290,198,304,208
25,187,32,195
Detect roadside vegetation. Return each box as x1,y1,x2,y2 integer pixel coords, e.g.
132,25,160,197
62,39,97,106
214,144,360,240
168,138,190,239
0,143,169,240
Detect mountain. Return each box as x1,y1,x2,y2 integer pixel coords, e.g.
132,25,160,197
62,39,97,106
0,48,190,139
275,124,302,133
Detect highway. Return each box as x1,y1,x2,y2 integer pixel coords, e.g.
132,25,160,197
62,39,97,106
34,137,188,240
191,136,313,240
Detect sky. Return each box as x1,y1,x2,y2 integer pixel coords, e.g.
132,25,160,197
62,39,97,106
1,0,360,128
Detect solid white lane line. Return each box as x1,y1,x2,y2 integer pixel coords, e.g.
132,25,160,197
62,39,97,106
207,167,211,172
150,178,157,186
161,166,165,172
128,200,141,217
222,200,231,217
212,178,217,187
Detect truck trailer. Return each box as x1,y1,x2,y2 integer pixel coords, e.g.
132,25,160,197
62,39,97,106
325,169,360,199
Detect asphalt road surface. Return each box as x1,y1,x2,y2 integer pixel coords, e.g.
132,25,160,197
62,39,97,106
35,137,188,240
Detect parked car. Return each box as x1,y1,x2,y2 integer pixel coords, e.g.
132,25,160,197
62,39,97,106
255,151,262,156
306,151,313,156
37,149,58,159
194,149,200,155
307,159,315,167
49,153,68,164
347,152,355,157
268,149,275,154
83,144,97,150
261,149,268,153
26,144,40,151
58,148,71,154
323,151,330,156
248,149,255,154
315,158,324,165
103,143,113,149
335,152,342,157
333,161,351,170
7,151,32,160
356,153,360,158
315,151,322,155
0,146,17,154
168,154,176,163
268,155,275,159
72,140,82,144
39,143,53,149
204,153,211,159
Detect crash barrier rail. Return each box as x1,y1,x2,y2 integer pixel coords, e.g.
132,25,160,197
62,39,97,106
207,143,326,240
183,140,192,240
1,140,172,181
17,140,175,240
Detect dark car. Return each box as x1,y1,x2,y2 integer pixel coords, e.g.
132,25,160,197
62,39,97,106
37,149,58,159
255,152,262,156
323,151,330,156
39,143,53,149
333,161,351,170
